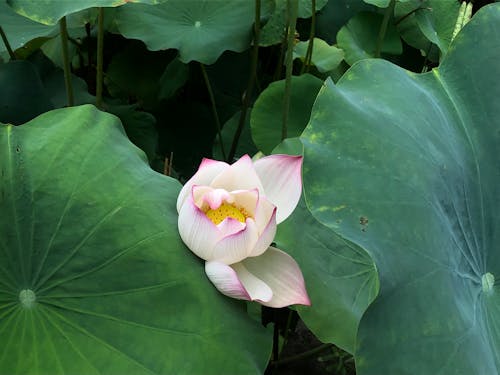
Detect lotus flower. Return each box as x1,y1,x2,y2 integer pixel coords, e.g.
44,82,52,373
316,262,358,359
177,154,310,308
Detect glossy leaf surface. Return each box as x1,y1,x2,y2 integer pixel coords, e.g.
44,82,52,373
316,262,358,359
115,0,256,64
6,0,163,25
0,105,271,375
302,5,500,374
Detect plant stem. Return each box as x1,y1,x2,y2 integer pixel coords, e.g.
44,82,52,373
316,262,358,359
282,0,298,141
0,26,16,60
227,0,261,162
301,0,316,75
163,152,173,176
272,343,333,367
59,16,74,107
96,8,105,109
374,0,395,58
200,63,226,160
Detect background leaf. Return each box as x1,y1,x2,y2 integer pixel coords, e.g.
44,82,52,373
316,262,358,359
395,0,460,60
0,2,56,56
115,0,257,64
260,0,329,46
0,105,272,375
301,4,500,374
251,74,323,154
293,38,344,73
0,60,54,124
337,11,402,65
6,0,164,25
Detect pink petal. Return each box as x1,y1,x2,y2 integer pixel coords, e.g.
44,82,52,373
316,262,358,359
210,155,265,193
211,218,259,264
199,187,233,210
177,197,220,261
241,246,310,308
205,261,273,303
249,205,277,258
177,158,229,212
253,154,303,224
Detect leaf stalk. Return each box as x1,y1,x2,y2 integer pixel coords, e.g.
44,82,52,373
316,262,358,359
200,63,226,160
375,0,396,58
59,16,74,107
282,0,299,141
96,8,105,109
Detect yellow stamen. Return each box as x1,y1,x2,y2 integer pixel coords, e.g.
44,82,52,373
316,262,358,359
205,203,246,225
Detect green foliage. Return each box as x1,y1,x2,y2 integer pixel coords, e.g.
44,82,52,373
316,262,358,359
0,105,272,375
395,0,461,61
260,0,329,46
301,5,500,374
337,11,402,65
0,0,499,373
0,60,53,124
251,74,323,155
6,0,163,25
115,0,257,64
293,38,344,73
0,2,55,56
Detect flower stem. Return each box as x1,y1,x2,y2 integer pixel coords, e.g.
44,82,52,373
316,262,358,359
300,0,316,75
227,0,261,162
374,0,395,58
282,0,298,141
96,8,105,109
0,26,16,60
200,63,226,160
59,16,74,107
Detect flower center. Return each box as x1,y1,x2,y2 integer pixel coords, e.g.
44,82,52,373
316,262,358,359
205,203,247,225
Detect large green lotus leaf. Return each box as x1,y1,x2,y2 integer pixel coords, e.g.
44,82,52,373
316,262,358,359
115,1,256,64
301,4,500,374
0,105,271,375
250,74,323,154
273,138,379,354
6,0,164,25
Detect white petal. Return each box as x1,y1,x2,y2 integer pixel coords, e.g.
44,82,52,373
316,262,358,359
177,158,229,212
249,205,277,257
253,195,276,231
211,218,259,264
241,246,310,308
205,261,252,301
177,197,220,261
210,154,265,193
205,261,273,303
253,154,303,224
217,217,246,237
230,189,259,217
